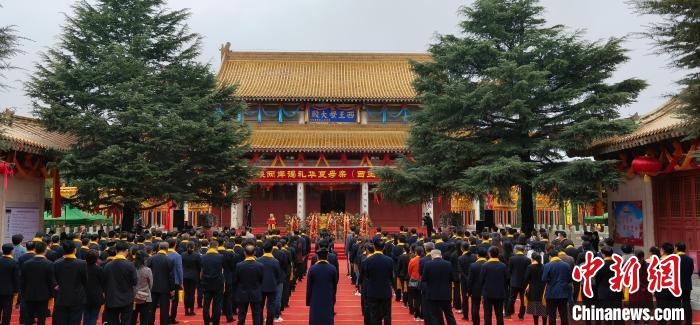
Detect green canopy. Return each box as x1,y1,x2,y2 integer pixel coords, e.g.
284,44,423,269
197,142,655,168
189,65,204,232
44,205,111,226
583,212,608,224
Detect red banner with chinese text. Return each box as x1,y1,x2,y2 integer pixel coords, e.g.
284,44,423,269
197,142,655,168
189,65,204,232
251,167,379,183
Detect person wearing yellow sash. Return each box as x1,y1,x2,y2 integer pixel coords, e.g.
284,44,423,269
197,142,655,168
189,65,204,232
257,241,282,325
676,241,694,325
481,246,508,325
457,242,473,322
83,250,104,325
306,248,337,325
523,252,547,325
200,241,224,325
506,245,531,320
233,244,264,325
542,250,573,325
146,242,175,325
19,241,53,325
0,243,18,325
53,241,88,325
422,249,457,325
165,238,183,324
361,239,394,325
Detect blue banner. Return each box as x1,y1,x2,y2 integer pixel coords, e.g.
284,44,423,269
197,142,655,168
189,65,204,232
308,106,358,123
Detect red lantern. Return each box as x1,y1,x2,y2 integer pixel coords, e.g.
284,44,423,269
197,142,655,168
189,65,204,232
631,155,662,182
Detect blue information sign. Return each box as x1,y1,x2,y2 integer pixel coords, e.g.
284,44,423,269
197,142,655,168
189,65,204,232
308,106,358,123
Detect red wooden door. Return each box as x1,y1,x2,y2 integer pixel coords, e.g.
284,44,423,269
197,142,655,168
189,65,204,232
653,169,700,268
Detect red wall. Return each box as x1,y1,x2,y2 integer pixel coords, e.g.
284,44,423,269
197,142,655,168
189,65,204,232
210,205,232,228
369,199,422,227
305,186,321,216
345,187,360,215
249,185,297,227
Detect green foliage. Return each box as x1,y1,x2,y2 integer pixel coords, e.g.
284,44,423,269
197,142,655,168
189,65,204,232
0,12,22,90
634,0,700,136
377,0,645,232
0,4,23,149
27,0,254,218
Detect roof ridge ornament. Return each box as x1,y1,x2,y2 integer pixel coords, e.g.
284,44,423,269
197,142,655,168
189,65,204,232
220,42,231,62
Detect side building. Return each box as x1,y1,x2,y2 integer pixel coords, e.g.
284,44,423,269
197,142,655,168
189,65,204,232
589,98,699,262
0,114,73,241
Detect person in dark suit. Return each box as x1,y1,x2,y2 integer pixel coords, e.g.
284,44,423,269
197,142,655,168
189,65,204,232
360,239,393,325
0,244,19,325
245,202,252,228
523,252,547,325
468,247,488,325
418,241,435,324
166,238,183,325
480,246,508,325
200,241,224,325
221,241,237,323
424,213,435,238
17,240,36,325
233,244,264,325
543,249,572,325
311,240,340,273
20,241,54,325
147,242,175,325
46,236,62,262
196,239,209,309
423,249,457,325
82,250,104,325
655,243,683,325
103,241,138,325
506,245,530,320
476,234,491,254
53,241,88,325
272,240,291,321
457,242,474,322
181,242,201,316
676,242,694,325
306,248,338,325
257,240,282,325
395,242,410,309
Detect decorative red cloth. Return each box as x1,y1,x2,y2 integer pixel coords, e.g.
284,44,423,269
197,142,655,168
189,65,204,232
0,161,14,190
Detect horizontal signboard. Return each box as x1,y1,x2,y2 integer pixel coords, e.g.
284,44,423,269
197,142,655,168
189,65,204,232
307,106,359,123
252,167,379,183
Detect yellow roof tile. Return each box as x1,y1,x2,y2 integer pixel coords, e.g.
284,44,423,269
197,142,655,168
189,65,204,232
589,98,689,154
248,124,409,153
216,44,430,102
0,115,75,154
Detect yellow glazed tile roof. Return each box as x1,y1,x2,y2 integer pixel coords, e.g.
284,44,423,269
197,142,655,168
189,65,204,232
589,98,689,154
216,43,430,102
248,124,409,153
0,115,74,154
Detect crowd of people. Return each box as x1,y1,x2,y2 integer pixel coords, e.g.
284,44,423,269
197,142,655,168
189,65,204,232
0,223,695,325
345,226,695,325
0,227,332,325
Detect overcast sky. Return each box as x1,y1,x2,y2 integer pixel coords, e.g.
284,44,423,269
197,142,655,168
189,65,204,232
0,0,685,117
